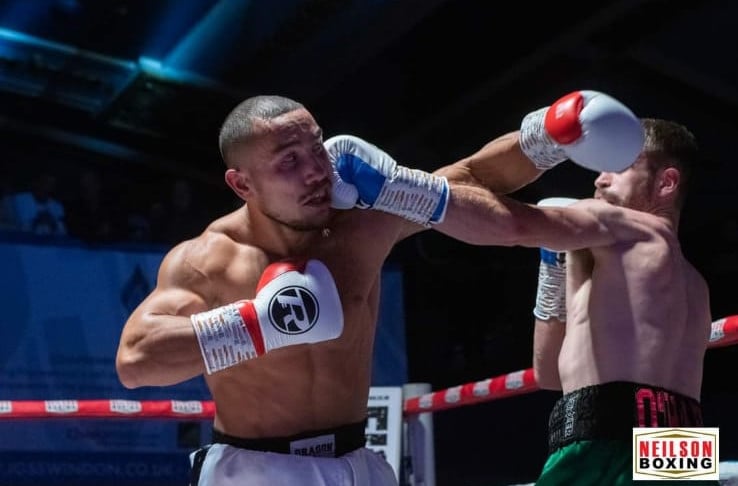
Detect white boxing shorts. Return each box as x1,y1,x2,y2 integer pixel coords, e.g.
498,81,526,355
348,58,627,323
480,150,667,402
189,444,397,486
189,419,398,486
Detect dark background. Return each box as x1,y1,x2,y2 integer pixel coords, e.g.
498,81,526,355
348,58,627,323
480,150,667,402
1,1,736,484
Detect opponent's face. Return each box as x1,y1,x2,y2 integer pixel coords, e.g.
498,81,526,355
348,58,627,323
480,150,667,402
593,156,657,211
228,109,333,230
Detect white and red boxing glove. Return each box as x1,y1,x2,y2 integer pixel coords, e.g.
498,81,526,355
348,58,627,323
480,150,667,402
533,197,579,321
190,259,343,374
520,90,644,173
326,134,449,226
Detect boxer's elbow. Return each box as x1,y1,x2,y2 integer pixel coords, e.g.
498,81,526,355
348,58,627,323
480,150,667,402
532,348,561,390
115,331,157,389
533,364,563,391
116,347,147,389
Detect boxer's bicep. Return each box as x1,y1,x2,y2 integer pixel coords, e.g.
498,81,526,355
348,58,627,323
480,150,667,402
151,242,212,314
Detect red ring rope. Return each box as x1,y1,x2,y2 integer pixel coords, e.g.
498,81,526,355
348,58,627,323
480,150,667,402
404,315,738,415
709,315,738,348
0,399,215,420
403,368,538,415
1,316,736,420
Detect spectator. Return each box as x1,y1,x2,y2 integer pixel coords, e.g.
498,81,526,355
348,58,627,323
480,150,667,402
8,171,67,236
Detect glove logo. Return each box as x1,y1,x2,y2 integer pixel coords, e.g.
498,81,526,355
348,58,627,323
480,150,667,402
268,286,319,334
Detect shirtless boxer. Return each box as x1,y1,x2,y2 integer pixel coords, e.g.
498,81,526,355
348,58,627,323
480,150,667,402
428,117,713,485
115,91,642,485
525,118,716,485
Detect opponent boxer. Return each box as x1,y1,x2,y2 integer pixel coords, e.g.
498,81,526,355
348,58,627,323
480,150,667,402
342,115,709,484
526,119,717,485
115,91,642,485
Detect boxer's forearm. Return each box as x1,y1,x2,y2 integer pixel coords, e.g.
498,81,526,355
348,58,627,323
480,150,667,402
436,131,544,195
433,186,523,246
116,313,206,388
533,317,565,391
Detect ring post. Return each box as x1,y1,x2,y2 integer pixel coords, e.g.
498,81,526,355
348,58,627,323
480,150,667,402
402,383,435,486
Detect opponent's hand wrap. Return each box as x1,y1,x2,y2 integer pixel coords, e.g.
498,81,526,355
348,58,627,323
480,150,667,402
533,197,578,321
190,259,343,374
520,90,644,173
326,134,449,227
520,106,568,171
534,248,568,321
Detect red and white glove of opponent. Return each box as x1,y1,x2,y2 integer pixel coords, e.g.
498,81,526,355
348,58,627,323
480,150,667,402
190,259,343,374
520,90,645,173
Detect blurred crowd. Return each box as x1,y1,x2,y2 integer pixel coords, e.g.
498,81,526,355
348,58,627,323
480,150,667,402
0,167,231,247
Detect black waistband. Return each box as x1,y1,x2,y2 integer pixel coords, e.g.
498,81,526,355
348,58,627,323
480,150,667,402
548,382,703,454
211,418,368,458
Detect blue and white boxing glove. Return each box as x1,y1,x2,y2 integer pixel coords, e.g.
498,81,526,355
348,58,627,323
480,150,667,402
325,135,449,227
533,197,578,321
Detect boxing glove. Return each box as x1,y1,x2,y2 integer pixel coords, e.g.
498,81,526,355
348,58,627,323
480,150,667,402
191,259,343,374
520,90,644,173
326,134,449,226
533,197,578,321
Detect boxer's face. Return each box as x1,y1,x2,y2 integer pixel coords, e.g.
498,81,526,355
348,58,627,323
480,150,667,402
228,109,333,231
594,155,657,211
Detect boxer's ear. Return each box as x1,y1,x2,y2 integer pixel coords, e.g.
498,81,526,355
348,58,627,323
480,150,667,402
225,169,251,201
657,167,680,199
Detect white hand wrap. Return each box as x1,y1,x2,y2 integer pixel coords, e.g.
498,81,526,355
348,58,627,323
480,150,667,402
367,165,449,226
532,197,578,321
191,304,258,374
533,255,567,321
520,107,567,170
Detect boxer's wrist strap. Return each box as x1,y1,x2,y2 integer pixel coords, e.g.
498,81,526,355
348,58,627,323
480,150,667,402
533,255,567,321
520,107,568,170
371,167,449,227
191,304,258,374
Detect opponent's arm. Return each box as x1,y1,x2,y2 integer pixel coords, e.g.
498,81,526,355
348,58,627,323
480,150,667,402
437,90,644,192
530,198,576,391
439,89,649,247
116,256,343,388
434,131,544,195
533,317,565,391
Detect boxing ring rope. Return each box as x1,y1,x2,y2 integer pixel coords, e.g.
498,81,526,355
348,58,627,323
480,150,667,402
0,399,216,420
407,314,738,415
1,315,736,420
